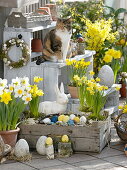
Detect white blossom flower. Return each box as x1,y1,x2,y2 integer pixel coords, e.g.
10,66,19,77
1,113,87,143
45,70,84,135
8,61,11,64
8,84,14,92
19,43,22,47
22,93,32,104
20,77,29,86
0,78,7,88
14,86,25,98
12,77,21,87
9,40,12,43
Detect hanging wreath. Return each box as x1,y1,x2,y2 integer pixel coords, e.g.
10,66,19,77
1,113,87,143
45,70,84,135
2,38,30,69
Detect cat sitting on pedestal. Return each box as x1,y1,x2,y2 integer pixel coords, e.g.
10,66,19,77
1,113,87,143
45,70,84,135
36,17,72,64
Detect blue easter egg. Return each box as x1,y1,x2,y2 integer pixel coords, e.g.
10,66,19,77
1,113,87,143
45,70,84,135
77,34,82,38
51,116,58,123
68,120,75,126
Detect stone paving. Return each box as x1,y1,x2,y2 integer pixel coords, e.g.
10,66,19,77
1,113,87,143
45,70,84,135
1,98,127,170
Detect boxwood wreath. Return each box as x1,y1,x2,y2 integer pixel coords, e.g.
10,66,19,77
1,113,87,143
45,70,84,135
2,38,30,69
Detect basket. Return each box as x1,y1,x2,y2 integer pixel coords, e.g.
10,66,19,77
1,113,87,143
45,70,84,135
114,112,127,141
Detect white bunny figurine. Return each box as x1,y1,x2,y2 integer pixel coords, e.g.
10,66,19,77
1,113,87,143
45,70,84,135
38,82,70,116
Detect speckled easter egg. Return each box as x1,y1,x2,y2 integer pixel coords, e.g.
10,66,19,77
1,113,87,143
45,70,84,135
63,115,69,123
14,139,29,158
61,135,69,143
98,65,114,87
80,116,87,124
36,136,47,155
69,114,76,120
51,115,58,123
68,120,75,126
43,118,51,124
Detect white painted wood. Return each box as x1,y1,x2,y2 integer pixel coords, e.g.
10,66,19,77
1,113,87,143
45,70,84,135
0,0,39,8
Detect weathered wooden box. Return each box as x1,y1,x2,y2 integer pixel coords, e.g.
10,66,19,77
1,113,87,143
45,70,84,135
19,116,111,153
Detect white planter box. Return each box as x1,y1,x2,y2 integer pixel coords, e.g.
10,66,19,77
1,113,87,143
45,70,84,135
0,0,39,8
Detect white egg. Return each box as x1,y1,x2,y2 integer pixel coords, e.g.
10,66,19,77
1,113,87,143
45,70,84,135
36,136,47,155
98,65,114,87
80,116,87,124
43,118,51,124
14,139,29,158
69,114,76,120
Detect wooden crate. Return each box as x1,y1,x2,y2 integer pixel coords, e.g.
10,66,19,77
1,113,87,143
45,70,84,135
19,116,111,153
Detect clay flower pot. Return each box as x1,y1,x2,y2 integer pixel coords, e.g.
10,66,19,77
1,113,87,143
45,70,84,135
120,82,126,98
31,39,43,52
0,127,20,147
68,86,78,99
37,7,52,20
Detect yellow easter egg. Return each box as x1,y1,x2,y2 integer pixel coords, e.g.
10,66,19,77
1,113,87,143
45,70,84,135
58,115,65,121
45,137,53,145
63,115,69,123
61,135,69,143
74,116,80,123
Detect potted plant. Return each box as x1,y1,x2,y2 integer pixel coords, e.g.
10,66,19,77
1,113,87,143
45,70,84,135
29,76,44,119
65,58,90,98
73,74,109,119
0,77,33,147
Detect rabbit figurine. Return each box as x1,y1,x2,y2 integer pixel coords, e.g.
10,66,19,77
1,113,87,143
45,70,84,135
38,83,70,115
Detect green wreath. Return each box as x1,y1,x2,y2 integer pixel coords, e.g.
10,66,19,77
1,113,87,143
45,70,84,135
2,38,30,69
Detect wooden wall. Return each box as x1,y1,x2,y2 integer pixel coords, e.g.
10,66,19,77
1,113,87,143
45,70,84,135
0,0,49,78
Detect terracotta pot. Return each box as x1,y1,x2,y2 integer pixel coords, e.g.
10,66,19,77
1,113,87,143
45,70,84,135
31,39,43,52
120,82,126,98
68,86,78,99
0,127,20,147
37,7,52,19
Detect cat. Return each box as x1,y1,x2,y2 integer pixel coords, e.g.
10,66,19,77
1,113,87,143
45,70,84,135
36,17,72,65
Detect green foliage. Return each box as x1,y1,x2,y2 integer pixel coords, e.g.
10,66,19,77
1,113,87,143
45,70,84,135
0,97,26,130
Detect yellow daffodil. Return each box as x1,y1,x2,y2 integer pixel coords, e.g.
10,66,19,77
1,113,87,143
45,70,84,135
103,54,112,63
34,76,43,83
36,90,44,96
96,77,101,82
118,105,123,109
1,92,12,104
113,50,121,59
89,71,95,76
73,75,80,81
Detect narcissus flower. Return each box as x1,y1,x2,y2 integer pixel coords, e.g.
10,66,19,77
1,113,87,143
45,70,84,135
0,92,12,104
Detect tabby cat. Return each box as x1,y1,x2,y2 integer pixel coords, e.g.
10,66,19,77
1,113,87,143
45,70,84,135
36,18,72,65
